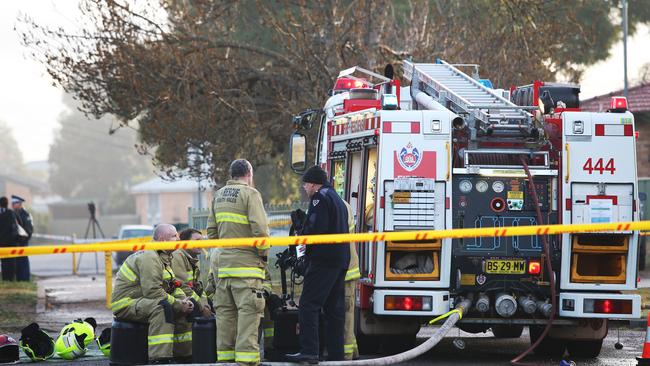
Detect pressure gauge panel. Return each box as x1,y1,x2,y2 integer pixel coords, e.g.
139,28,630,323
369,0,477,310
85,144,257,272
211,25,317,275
476,180,489,193
459,180,473,193
492,180,505,193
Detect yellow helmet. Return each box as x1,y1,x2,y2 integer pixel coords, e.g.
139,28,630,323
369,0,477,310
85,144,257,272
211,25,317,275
96,328,111,357
59,318,96,347
54,330,86,360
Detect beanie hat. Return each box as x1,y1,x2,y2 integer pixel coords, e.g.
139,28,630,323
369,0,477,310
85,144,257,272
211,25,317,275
302,166,328,185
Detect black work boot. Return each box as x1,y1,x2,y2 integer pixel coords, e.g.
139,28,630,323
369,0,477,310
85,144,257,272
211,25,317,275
285,352,319,364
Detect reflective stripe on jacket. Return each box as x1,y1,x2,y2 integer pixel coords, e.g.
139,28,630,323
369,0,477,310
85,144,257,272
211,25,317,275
206,180,269,279
170,249,208,306
111,250,183,313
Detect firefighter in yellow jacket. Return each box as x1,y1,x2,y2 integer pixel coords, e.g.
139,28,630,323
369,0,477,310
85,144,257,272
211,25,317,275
111,224,194,363
342,201,360,360
170,228,213,358
207,159,269,366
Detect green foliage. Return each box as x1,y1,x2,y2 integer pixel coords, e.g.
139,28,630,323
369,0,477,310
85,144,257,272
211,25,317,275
20,0,650,202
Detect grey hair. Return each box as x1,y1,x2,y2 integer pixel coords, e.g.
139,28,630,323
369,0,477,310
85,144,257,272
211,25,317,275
230,159,252,179
153,224,176,241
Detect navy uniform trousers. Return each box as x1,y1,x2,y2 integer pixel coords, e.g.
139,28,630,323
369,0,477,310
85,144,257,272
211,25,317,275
298,262,347,360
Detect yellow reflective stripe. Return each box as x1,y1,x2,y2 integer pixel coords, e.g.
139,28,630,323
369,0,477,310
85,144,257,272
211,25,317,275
346,267,361,281
218,267,265,279
262,282,272,292
217,350,235,361
186,271,194,281
235,351,260,362
264,328,274,337
215,212,250,225
110,297,133,311
344,342,358,354
148,334,175,345
191,291,201,302
173,288,185,297
162,267,173,280
166,294,176,305
174,331,192,343
119,264,137,282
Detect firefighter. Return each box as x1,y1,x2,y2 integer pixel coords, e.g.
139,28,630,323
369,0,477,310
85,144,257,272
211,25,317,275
286,166,350,363
170,228,213,359
207,159,269,366
342,201,360,360
110,224,194,363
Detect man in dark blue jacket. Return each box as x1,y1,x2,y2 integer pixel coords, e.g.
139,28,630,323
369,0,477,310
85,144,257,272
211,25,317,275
287,166,350,364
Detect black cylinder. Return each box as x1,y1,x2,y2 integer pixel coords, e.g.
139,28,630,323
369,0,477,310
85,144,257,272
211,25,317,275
109,319,148,365
192,317,216,363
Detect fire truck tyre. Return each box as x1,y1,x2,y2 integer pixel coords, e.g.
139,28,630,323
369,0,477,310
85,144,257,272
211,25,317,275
491,325,524,338
566,339,603,359
356,333,382,354
457,324,490,334
529,326,566,359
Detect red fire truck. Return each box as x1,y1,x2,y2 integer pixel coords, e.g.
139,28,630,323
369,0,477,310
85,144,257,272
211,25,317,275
289,60,641,358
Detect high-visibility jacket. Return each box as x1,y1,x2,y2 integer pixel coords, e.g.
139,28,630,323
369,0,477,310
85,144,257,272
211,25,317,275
206,180,269,279
343,201,360,282
204,248,220,298
111,250,184,313
170,249,208,306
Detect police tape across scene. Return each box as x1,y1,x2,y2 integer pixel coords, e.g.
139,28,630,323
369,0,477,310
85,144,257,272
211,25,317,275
1,220,649,259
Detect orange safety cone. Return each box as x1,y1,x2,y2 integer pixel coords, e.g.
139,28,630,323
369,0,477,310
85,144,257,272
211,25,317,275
638,312,650,365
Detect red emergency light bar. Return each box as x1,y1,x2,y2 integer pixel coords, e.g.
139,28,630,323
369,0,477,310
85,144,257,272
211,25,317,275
334,77,369,91
610,96,628,111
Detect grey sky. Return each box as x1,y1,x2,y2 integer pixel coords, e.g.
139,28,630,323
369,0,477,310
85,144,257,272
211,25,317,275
1,1,648,163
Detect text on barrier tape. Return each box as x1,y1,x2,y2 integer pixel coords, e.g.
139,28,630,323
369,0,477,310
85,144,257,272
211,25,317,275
1,220,649,258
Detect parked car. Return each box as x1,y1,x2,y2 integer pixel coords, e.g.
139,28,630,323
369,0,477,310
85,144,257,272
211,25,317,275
113,224,154,266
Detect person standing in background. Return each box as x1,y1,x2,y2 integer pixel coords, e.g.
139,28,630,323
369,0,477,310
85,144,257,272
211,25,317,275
12,195,33,281
0,197,18,281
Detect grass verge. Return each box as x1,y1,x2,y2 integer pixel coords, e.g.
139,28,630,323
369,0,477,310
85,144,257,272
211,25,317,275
0,279,37,331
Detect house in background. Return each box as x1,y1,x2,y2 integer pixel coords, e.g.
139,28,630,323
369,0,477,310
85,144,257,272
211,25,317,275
581,82,650,176
131,176,213,225
0,173,45,208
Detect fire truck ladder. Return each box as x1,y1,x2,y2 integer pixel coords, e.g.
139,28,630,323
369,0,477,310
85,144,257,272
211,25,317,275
403,59,534,136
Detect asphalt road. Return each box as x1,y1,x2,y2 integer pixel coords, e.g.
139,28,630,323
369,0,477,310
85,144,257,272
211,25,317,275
14,324,644,365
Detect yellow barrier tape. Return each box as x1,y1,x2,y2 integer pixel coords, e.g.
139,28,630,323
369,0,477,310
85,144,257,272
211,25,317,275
1,220,647,259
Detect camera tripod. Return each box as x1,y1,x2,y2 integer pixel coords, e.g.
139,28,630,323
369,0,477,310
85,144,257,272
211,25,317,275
76,202,106,274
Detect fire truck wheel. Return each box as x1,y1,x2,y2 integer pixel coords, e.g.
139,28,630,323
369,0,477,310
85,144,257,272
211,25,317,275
566,339,603,359
529,326,566,359
491,325,524,338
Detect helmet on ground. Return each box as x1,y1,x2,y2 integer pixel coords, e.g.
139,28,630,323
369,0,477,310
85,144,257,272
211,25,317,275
54,329,86,360
59,318,96,347
96,328,111,357
19,323,55,362
0,335,19,363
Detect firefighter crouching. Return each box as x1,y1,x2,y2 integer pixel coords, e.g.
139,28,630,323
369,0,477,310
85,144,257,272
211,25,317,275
207,159,270,366
110,224,194,363
169,228,213,360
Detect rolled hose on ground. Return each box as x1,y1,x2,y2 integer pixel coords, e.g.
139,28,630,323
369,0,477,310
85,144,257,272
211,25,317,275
210,298,472,366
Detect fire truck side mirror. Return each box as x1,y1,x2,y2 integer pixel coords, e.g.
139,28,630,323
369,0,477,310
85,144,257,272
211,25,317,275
290,132,307,173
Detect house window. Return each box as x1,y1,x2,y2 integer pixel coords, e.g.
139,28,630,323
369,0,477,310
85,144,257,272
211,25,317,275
147,193,161,225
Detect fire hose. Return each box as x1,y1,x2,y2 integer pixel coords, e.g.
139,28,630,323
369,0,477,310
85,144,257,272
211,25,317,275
209,298,472,366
